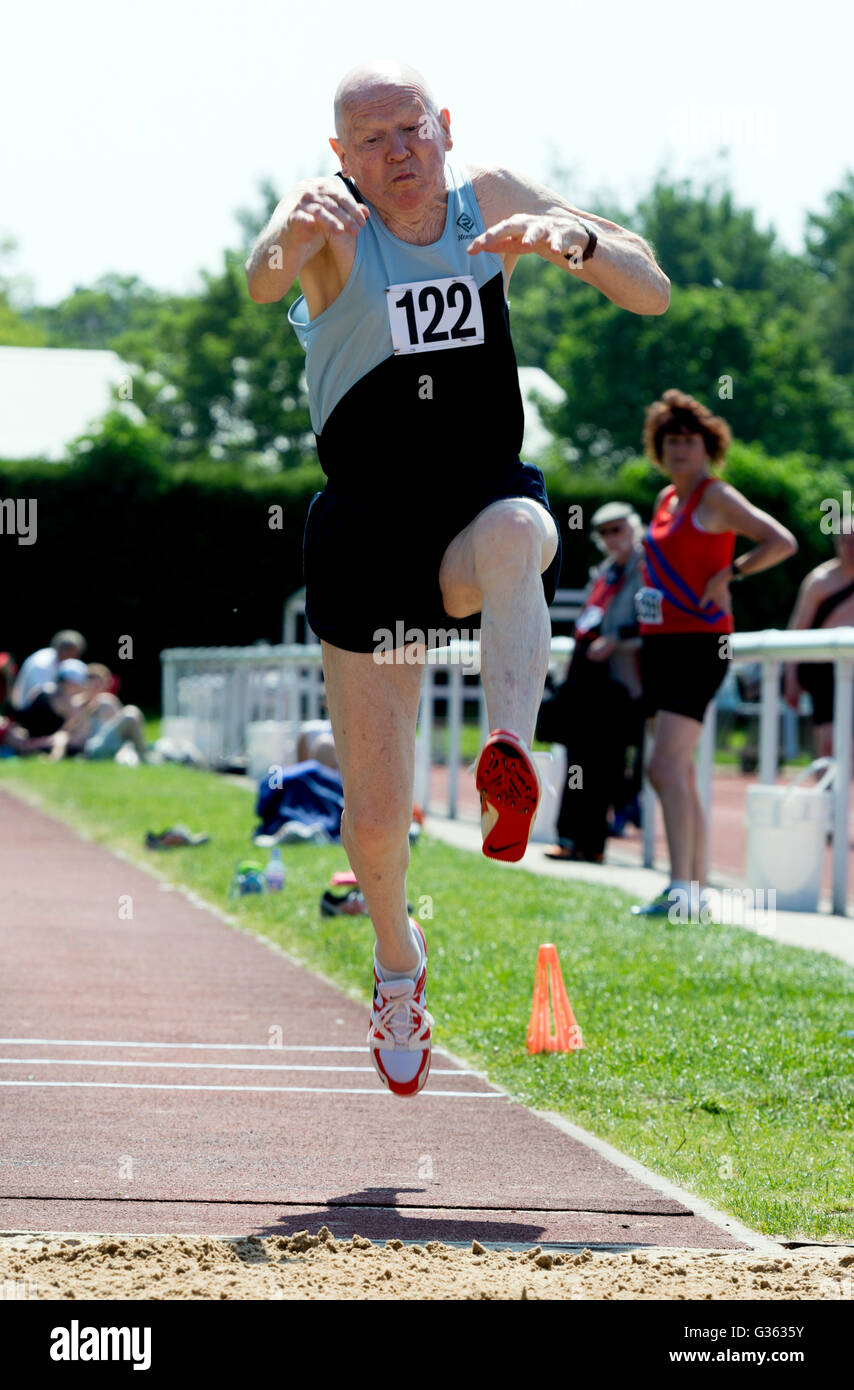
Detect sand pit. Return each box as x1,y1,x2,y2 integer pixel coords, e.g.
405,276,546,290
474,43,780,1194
1,1230,852,1300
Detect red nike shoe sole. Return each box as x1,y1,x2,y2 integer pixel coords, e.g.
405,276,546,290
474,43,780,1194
475,729,540,863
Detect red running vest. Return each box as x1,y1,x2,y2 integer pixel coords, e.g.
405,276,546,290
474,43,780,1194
638,478,735,635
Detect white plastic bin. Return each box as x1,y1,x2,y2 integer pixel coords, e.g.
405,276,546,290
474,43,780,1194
247,721,298,785
746,758,834,911
530,746,568,844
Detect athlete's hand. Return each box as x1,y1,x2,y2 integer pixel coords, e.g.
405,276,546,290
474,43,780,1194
783,666,803,711
586,635,617,662
698,569,734,615
468,213,590,262
286,179,370,246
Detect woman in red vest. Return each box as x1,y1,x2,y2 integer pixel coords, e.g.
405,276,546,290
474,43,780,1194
631,390,797,918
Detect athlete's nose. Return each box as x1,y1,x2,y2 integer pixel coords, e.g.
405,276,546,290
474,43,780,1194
387,129,411,160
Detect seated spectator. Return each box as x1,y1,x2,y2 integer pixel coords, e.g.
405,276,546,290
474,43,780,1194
784,529,854,758
50,664,151,764
10,630,86,711
541,502,645,863
15,659,89,740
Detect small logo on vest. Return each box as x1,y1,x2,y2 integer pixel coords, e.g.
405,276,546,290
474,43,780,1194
456,211,475,238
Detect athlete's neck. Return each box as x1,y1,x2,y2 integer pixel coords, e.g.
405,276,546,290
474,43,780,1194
671,469,711,503
375,187,449,245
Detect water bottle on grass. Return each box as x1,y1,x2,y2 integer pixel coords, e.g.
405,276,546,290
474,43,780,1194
264,846,286,892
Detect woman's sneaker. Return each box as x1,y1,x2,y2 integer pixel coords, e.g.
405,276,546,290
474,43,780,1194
475,728,541,862
368,921,433,1098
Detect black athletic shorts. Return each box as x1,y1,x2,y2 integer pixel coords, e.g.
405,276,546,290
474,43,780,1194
302,458,562,653
640,632,730,724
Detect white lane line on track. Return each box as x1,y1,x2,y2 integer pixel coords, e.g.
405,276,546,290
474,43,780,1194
0,1039,378,1053
0,1058,470,1075
0,1081,502,1097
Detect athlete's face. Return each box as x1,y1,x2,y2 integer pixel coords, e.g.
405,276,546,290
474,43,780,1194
595,519,634,562
659,429,709,479
331,87,452,214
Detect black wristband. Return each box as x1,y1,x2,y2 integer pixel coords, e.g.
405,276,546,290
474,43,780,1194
564,222,597,264
731,558,745,582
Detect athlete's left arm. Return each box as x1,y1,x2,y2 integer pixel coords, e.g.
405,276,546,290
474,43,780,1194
467,165,670,316
702,481,798,573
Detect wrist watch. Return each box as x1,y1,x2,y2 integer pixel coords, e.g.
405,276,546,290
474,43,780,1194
730,558,745,582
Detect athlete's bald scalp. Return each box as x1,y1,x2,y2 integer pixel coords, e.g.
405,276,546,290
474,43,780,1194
333,59,439,140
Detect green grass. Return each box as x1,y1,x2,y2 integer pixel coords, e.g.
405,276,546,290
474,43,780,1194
2,755,852,1242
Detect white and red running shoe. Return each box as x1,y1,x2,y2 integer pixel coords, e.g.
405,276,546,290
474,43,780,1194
475,728,541,862
368,920,433,1098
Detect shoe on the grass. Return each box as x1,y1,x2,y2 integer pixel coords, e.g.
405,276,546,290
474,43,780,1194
320,887,368,917
630,889,675,917
631,885,699,919
368,920,433,1098
475,728,541,862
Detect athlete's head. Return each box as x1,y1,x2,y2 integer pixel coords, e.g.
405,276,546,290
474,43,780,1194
590,501,643,558
330,60,452,212
643,389,732,476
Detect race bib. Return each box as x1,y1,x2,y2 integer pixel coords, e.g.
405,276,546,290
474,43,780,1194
386,276,485,355
635,586,663,625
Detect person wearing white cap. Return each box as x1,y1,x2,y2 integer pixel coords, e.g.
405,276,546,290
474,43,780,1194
14,660,89,742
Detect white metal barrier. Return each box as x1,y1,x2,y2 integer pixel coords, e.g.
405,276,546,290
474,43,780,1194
161,627,854,914
641,629,854,915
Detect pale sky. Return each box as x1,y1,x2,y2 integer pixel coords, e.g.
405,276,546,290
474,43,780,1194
3,0,852,305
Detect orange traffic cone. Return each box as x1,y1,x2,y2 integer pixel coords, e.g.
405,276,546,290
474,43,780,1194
526,944,584,1054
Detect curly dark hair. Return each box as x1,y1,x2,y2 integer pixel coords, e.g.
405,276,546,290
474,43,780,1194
643,389,732,468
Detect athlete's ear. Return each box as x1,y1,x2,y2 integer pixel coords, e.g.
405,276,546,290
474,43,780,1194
329,135,347,170
439,107,453,151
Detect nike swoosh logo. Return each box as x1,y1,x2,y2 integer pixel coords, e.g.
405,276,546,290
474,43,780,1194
489,841,522,855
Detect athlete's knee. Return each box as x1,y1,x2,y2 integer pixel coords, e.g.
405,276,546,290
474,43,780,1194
341,801,411,861
647,752,683,791
471,503,545,582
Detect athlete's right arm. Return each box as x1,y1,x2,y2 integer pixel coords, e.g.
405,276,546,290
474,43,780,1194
245,178,369,303
783,566,825,706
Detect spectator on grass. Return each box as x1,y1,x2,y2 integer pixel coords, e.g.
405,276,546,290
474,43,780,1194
10,630,86,711
49,663,151,764
15,659,89,742
541,501,645,863
783,529,854,759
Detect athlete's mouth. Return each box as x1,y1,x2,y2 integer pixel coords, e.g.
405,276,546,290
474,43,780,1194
392,171,416,182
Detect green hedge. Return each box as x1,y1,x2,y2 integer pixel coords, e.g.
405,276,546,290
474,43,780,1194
1,414,848,707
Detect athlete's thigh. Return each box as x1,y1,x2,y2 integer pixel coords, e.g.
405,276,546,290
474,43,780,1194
650,708,705,764
321,641,424,815
438,496,558,614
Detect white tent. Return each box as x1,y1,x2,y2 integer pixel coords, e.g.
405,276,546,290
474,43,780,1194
0,346,133,461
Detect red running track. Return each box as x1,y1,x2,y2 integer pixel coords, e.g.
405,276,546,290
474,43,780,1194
0,788,743,1248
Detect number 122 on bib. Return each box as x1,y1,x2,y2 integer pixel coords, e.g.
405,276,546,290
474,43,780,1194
386,276,485,355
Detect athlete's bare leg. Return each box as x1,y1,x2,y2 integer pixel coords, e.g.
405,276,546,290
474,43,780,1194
321,643,423,976
438,498,558,745
646,710,706,884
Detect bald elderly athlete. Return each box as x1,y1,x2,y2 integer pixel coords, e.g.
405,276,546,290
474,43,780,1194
246,60,669,1096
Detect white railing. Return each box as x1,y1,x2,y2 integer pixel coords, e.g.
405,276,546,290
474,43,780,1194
161,645,325,767
690,629,854,916
161,627,854,914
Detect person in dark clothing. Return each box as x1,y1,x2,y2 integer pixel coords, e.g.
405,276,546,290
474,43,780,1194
542,502,645,862
784,529,854,758
16,660,88,742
